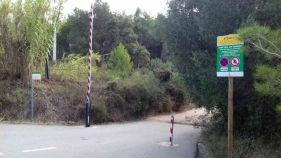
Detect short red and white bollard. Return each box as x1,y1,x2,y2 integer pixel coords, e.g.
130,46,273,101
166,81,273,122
169,112,175,146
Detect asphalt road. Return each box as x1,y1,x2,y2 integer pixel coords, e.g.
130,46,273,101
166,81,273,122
0,121,200,158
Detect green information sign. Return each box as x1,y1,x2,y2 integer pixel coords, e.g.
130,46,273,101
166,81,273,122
32,72,41,80
217,35,244,77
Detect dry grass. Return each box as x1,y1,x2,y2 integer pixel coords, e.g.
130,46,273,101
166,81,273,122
0,78,107,124
0,63,188,125
202,129,281,158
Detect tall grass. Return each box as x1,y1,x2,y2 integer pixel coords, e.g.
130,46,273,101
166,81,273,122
202,128,281,158
49,53,100,81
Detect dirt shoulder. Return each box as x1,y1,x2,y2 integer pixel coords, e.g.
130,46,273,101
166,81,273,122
147,107,211,158
147,107,210,126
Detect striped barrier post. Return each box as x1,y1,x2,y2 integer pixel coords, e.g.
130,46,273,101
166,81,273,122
86,4,94,127
170,112,175,145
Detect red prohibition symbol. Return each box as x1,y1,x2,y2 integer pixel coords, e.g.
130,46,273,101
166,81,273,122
231,57,240,66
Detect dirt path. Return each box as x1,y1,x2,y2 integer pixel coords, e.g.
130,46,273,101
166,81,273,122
147,108,210,126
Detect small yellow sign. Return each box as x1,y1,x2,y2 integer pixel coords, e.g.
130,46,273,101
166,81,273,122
217,35,243,46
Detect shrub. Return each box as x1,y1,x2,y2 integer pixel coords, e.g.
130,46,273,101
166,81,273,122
147,59,173,75
106,80,118,91
50,53,100,81
102,60,188,121
157,71,172,82
107,92,126,110
162,97,173,112
78,104,108,124
166,84,185,111
203,128,281,158
121,85,150,117
105,92,130,121
90,104,108,124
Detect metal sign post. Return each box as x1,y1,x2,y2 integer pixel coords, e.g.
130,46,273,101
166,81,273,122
30,72,41,122
217,34,244,158
228,77,234,158
30,72,34,122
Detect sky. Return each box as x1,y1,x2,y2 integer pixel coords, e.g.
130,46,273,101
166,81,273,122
63,0,168,17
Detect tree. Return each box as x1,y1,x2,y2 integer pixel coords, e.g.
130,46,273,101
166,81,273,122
66,8,89,55
238,24,281,103
253,0,281,29
57,1,151,68
109,43,133,78
57,1,115,61
160,0,281,139
56,19,71,59
134,8,163,59
0,0,64,83
238,24,281,139
125,43,150,69
93,0,114,63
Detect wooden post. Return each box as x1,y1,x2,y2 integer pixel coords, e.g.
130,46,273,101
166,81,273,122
228,77,234,158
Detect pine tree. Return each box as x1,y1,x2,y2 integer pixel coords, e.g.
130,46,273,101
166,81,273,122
109,43,133,78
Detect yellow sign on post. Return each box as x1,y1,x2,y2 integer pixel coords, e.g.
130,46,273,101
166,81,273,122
217,35,243,46
217,34,244,77
217,34,244,158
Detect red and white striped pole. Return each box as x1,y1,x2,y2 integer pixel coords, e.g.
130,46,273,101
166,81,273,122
86,4,94,127
170,112,175,145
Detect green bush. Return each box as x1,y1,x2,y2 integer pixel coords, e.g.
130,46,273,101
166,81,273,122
171,72,188,97
147,59,173,75
165,84,185,111
107,92,126,110
102,60,188,120
50,53,100,81
106,80,118,91
162,97,173,112
90,104,108,124
121,85,150,117
77,104,108,124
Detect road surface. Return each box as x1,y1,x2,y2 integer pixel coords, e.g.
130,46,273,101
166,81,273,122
0,121,200,158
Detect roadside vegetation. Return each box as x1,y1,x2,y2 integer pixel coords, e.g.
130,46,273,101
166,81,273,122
1,0,281,157
166,0,281,157
0,0,188,124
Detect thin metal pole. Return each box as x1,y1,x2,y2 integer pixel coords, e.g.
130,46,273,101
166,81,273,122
31,73,34,122
228,77,234,158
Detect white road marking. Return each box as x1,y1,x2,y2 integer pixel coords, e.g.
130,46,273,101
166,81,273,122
23,147,57,153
